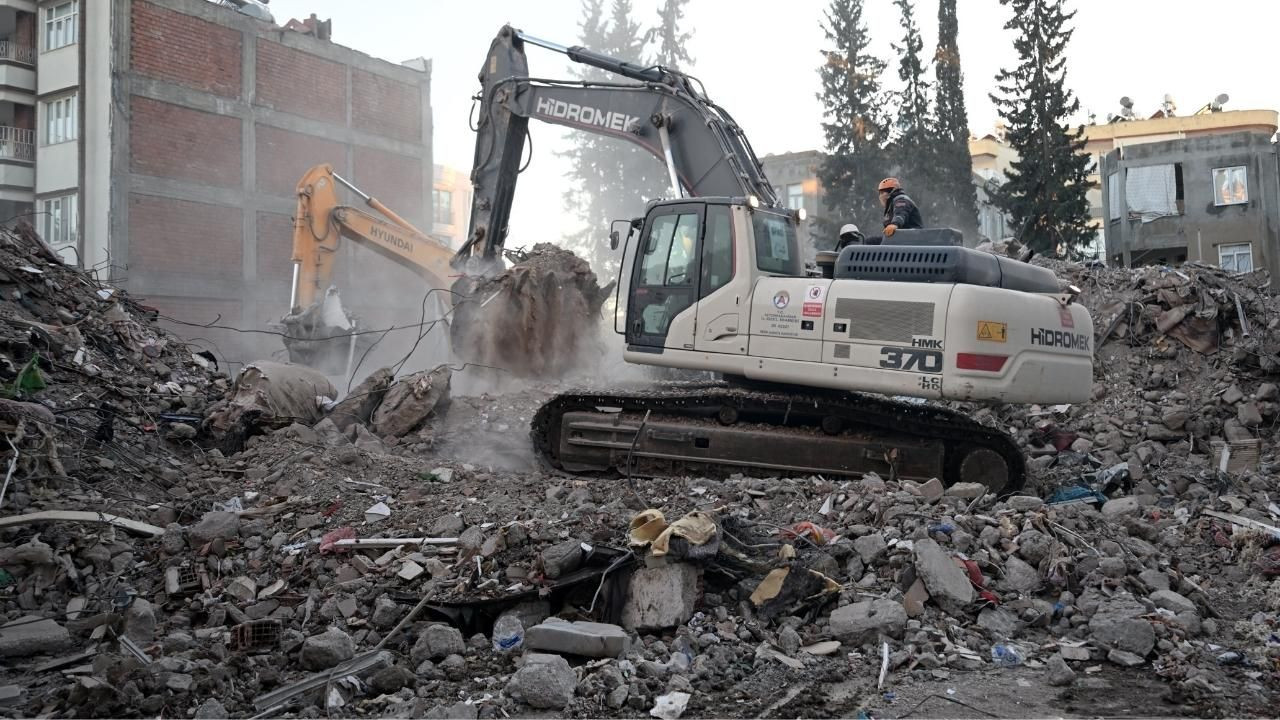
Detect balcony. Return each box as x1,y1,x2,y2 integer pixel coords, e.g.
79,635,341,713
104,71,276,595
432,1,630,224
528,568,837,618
0,125,33,162
0,39,32,65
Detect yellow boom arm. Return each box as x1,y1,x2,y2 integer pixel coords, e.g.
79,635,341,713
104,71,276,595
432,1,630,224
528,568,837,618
290,164,456,310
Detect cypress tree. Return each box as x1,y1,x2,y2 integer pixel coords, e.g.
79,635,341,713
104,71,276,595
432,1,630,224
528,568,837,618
559,0,667,273
932,0,979,239
650,0,693,69
817,0,889,241
989,0,1093,254
887,0,933,219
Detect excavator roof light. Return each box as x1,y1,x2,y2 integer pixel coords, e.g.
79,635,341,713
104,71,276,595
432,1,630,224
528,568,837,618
796,207,807,222
746,195,760,209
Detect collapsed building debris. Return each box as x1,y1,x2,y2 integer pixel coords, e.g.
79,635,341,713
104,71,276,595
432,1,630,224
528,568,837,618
450,244,614,378
0,221,1277,717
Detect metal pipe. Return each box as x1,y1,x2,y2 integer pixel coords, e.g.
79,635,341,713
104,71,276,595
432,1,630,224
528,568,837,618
289,262,299,309
657,123,683,198
514,31,569,54
330,171,369,202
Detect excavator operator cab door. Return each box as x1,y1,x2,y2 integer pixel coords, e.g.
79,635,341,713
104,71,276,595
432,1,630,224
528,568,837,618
626,203,705,350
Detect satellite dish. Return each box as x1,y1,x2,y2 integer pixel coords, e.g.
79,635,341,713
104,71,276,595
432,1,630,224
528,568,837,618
1120,96,1133,108
1215,93,1230,106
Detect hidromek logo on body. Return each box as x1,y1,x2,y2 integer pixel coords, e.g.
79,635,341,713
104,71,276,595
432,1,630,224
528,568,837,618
535,97,640,133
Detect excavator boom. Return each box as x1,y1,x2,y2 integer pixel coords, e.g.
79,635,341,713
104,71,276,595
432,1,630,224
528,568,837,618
284,164,457,373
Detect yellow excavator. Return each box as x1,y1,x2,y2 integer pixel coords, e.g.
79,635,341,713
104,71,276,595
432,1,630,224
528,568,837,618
281,164,457,373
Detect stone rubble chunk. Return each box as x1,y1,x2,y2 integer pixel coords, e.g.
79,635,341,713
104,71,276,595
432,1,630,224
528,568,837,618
189,511,240,546
412,624,465,664
828,599,907,645
912,539,974,615
299,627,355,670
621,563,699,632
525,618,629,658
0,616,70,657
506,653,576,709
540,539,584,580
1046,654,1076,686
1149,589,1196,616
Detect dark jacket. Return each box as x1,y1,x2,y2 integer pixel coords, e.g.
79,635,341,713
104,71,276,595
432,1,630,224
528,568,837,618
882,189,923,229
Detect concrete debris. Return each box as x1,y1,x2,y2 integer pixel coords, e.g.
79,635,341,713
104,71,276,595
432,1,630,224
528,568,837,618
505,652,576,709
525,618,629,658
299,627,356,670
0,231,1278,718
450,243,613,378
0,616,69,657
621,563,700,631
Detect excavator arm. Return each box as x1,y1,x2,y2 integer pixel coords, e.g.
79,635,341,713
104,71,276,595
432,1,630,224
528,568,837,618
284,164,457,373
290,163,454,311
456,25,783,266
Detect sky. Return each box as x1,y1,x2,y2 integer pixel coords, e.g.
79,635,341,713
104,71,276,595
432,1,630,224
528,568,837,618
265,0,1280,240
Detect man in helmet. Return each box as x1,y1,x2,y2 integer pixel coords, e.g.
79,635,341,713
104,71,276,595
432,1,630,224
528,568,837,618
877,177,923,237
836,223,865,250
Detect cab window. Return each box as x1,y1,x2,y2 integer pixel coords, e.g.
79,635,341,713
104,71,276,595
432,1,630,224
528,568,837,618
700,205,734,298
752,211,802,275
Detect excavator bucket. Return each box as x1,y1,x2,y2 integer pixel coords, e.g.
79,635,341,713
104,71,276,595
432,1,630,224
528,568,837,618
279,288,374,377
449,244,614,378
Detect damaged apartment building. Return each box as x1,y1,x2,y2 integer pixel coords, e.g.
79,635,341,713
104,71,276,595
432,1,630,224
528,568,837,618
1099,107,1280,285
0,0,474,360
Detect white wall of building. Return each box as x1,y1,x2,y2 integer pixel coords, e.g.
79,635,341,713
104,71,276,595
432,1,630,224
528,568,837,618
35,43,74,94
34,135,73,192
82,0,109,272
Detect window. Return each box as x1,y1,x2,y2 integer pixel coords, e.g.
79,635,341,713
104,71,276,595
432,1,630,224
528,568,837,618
1125,164,1181,220
1107,172,1120,220
638,212,698,287
43,94,76,145
786,183,804,211
42,193,77,251
1218,243,1253,273
44,1,77,52
752,211,802,275
1213,166,1248,206
432,189,452,225
700,205,734,298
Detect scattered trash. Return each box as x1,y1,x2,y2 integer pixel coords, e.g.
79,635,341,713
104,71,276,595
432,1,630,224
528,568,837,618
649,691,691,720
364,501,392,523
492,614,524,652
991,643,1026,667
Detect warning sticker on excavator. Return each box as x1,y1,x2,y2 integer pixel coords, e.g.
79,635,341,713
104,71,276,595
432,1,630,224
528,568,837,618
802,285,825,317
977,321,1007,342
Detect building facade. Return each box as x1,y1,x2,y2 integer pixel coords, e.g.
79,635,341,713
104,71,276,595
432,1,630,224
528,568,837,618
431,163,471,249
971,109,1279,260
10,0,434,360
760,150,826,251
1100,130,1280,284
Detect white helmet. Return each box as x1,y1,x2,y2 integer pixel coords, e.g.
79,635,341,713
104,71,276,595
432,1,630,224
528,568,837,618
839,223,861,239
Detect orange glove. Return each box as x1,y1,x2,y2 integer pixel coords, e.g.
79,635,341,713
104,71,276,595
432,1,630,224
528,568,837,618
884,224,898,237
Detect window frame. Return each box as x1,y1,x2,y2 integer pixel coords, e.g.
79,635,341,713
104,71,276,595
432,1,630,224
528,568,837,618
1213,166,1249,207
1218,242,1253,273
44,1,78,52
786,183,804,211
43,93,77,146
42,192,78,250
432,188,452,226
699,204,735,299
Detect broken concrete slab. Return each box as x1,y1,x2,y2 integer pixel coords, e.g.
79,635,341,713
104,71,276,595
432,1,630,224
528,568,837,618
913,539,974,615
828,599,907,645
1089,595,1155,657
621,563,699,632
0,615,70,657
412,624,465,664
525,618,628,658
190,511,241,546
540,539,584,580
1150,589,1196,616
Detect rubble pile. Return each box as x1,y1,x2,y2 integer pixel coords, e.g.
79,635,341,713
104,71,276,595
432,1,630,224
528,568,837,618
450,244,613,379
0,233,1276,718
976,259,1280,494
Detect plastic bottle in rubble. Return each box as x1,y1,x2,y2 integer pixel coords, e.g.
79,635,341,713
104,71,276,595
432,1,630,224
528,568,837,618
990,643,1025,667
492,614,524,652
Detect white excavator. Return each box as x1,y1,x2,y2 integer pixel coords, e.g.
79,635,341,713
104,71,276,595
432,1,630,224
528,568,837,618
457,27,1094,493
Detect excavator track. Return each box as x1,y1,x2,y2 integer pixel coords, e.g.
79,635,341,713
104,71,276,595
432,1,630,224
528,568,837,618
531,382,1025,494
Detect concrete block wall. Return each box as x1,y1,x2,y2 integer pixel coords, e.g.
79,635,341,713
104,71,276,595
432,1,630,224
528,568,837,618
108,0,433,366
